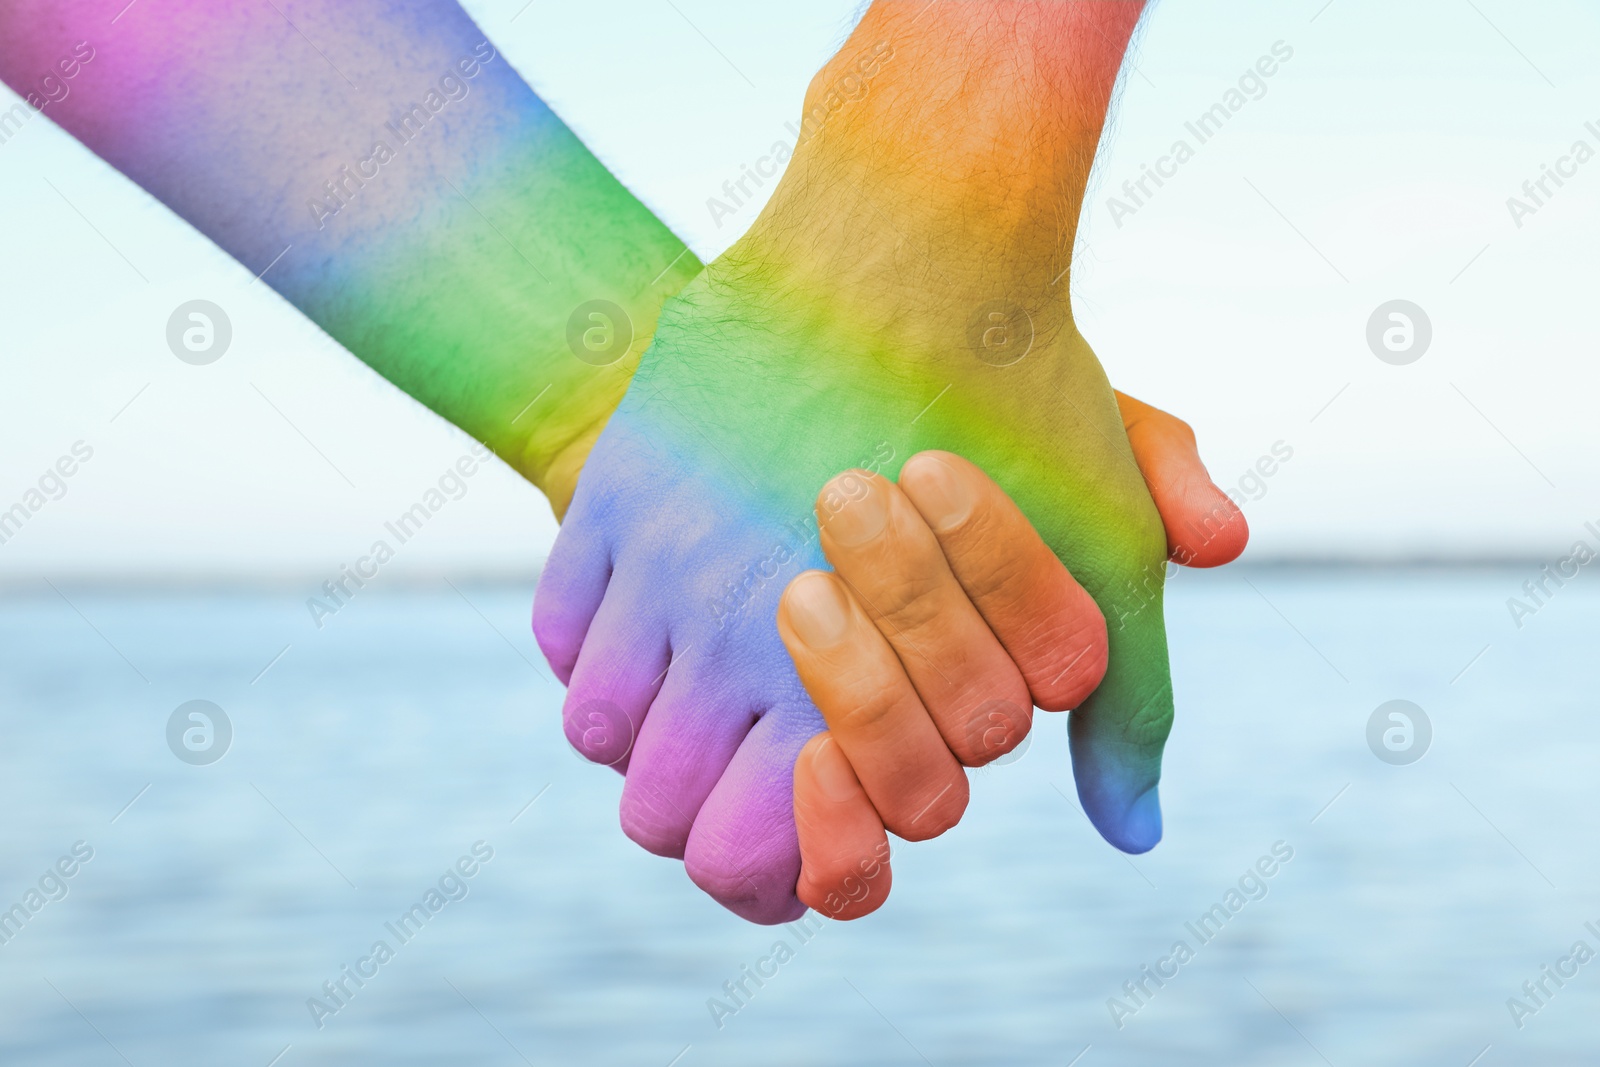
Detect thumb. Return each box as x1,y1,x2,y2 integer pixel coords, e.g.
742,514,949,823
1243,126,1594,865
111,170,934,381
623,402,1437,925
1069,556,1173,854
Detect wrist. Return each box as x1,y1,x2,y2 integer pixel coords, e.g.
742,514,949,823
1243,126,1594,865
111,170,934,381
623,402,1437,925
743,0,1142,304
514,251,700,516
403,121,704,513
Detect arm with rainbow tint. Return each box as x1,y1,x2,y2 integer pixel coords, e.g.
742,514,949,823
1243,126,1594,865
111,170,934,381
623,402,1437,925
534,0,1207,922
1,0,1247,924
0,0,696,516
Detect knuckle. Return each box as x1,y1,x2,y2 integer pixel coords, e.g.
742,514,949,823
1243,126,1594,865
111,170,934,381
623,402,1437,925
683,834,745,895
1124,683,1176,749
1026,613,1110,711
947,519,1041,607
1163,413,1198,447
531,603,581,684
618,782,693,859
965,550,1033,605
955,695,1032,766
885,774,968,842
805,845,893,918
863,568,948,634
1130,404,1196,449
827,675,906,736
685,828,802,922
562,695,636,765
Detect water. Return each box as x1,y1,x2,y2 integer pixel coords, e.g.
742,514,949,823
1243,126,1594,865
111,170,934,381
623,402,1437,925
0,567,1594,1066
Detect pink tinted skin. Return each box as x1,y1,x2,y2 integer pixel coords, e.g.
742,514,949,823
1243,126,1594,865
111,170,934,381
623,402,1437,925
537,3,1182,924
5,1,1244,926
0,0,698,504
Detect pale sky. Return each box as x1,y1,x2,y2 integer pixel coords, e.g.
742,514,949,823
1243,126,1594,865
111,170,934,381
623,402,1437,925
1,0,1596,579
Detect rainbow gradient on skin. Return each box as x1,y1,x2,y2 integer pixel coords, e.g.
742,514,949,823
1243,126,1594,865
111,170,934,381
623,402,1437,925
0,0,695,486
8,0,1176,924
537,257,1174,923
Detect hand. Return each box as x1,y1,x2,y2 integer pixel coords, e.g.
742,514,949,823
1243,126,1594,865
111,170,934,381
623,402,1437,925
535,2,1175,922
789,402,1247,920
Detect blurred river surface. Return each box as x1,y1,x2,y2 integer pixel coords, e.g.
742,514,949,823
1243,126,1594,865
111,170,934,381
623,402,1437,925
0,566,1595,1066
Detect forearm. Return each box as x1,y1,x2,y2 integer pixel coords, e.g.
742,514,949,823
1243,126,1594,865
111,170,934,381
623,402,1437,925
656,0,1149,489
739,0,1144,322
0,1,699,512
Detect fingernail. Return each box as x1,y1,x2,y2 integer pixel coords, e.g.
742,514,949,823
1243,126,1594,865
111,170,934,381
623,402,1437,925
811,737,860,802
821,473,888,547
786,572,851,647
909,454,973,531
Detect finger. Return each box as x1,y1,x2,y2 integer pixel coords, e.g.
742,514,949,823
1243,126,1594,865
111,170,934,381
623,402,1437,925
558,581,669,774
776,570,967,841
1037,464,1173,857
896,452,1109,713
532,507,613,684
618,658,756,859
683,704,815,925
794,733,893,920
815,469,1033,765
895,449,1169,851
1070,571,1172,855
1115,391,1249,568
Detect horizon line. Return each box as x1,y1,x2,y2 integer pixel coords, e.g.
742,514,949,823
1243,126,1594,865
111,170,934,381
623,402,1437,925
0,555,1565,594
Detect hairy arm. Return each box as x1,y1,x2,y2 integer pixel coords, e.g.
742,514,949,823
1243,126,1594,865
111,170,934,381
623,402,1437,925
534,0,1179,925
741,0,1144,317
0,0,700,514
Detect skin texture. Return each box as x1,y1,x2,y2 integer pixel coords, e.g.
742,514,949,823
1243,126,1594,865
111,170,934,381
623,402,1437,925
790,444,1245,920
0,0,699,513
1119,393,1251,568
5,0,1247,921
536,2,1191,923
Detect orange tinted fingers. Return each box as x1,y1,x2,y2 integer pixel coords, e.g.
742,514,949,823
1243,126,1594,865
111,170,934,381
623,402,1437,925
794,733,893,920
815,469,1032,765
1115,391,1249,568
897,452,1108,713
777,569,968,841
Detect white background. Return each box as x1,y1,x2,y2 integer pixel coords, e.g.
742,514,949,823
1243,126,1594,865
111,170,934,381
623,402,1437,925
1,0,1596,581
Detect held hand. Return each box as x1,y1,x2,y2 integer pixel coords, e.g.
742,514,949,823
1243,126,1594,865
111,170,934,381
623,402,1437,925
536,1,1191,922
790,402,1247,920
